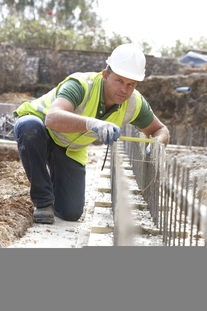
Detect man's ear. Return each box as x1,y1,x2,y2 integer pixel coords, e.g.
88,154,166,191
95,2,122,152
102,69,108,80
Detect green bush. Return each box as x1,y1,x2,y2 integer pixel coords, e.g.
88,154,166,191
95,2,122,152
0,16,129,52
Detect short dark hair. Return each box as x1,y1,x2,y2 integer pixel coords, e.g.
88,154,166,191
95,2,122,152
106,65,112,75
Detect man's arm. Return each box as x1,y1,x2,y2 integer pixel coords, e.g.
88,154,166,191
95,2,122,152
140,115,170,146
45,97,120,145
45,97,89,133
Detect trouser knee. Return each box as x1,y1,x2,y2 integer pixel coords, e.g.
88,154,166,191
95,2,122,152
54,206,84,221
14,115,48,142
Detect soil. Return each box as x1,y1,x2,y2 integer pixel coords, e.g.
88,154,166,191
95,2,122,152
0,92,35,103
0,160,33,247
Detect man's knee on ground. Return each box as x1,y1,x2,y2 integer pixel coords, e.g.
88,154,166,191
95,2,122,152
54,207,83,221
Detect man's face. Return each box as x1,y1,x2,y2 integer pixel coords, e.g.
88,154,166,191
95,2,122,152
102,70,138,105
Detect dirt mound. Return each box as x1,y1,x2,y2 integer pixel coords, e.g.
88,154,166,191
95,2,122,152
0,92,35,104
0,160,33,247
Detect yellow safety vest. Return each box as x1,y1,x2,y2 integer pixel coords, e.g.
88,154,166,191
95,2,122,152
14,72,142,165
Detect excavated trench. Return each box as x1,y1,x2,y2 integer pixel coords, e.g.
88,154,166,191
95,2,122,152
1,138,206,247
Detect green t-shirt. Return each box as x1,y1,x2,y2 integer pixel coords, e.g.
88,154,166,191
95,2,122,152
57,78,154,129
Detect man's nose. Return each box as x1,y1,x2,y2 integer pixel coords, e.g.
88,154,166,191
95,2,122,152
120,85,127,93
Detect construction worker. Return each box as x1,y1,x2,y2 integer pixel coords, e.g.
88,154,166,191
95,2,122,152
13,43,170,224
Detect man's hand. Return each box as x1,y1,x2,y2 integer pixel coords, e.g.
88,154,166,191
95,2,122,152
86,117,120,145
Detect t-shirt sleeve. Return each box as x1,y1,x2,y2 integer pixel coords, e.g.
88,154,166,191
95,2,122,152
130,96,154,129
56,79,85,109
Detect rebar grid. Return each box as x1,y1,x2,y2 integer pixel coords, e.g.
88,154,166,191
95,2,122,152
111,124,207,246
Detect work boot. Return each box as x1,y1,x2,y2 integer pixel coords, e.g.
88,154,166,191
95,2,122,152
33,204,54,224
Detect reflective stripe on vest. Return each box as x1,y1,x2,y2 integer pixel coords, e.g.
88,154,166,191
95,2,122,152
36,89,56,115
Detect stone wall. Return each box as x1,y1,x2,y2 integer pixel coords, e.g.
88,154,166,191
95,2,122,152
0,42,187,96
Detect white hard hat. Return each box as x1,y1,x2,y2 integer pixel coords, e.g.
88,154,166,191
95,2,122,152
106,43,146,81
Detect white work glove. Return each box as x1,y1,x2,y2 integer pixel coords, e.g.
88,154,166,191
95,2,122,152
86,117,120,145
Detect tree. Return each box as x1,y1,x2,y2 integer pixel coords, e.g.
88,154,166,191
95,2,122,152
139,40,153,55
0,0,35,19
0,0,101,29
1,0,206,55
158,37,207,58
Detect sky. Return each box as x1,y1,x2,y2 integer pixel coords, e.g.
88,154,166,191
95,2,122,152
95,0,207,55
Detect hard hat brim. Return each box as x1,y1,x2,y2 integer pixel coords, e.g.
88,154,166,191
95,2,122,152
107,62,145,81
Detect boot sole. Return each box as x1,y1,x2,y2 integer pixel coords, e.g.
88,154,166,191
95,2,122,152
33,217,54,224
